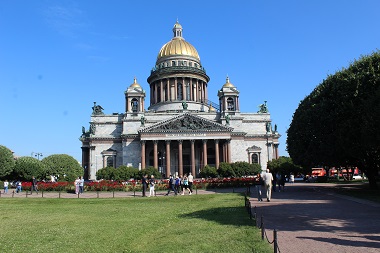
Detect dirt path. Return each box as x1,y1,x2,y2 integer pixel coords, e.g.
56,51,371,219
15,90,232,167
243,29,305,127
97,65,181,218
250,182,380,253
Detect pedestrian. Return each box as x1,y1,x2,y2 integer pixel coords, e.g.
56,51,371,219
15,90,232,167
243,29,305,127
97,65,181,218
263,169,273,202
276,172,282,192
16,180,22,193
3,180,9,194
165,175,177,196
188,172,194,193
181,174,191,195
79,176,84,194
149,175,155,197
142,174,148,197
174,176,180,193
74,177,80,194
280,173,286,192
289,172,295,184
31,176,38,194
256,173,264,201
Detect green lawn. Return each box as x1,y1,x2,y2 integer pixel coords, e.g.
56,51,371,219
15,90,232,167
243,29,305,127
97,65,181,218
0,194,271,253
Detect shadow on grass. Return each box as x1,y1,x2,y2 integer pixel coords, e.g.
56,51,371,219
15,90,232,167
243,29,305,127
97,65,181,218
178,205,253,227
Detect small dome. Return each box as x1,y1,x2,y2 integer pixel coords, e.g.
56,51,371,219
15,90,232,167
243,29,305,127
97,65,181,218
209,104,216,112
156,21,200,61
130,77,141,88
222,76,235,88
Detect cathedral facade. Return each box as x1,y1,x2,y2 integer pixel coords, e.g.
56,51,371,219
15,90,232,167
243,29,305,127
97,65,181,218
80,22,280,180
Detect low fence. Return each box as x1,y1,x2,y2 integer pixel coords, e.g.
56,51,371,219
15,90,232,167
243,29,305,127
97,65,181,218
245,192,281,253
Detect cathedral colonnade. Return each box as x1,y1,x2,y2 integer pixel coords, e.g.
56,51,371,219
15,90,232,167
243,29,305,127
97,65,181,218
150,77,208,105
140,138,231,177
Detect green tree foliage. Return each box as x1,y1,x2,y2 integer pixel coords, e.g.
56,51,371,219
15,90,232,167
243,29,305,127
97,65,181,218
0,145,15,179
137,167,162,180
231,161,261,177
199,165,218,178
217,162,235,177
267,156,303,175
287,51,380,189
41,154,83,182
14,156,47,180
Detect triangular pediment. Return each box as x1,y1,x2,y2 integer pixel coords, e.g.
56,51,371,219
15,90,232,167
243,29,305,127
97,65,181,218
247,145,262,152
139,113,233,133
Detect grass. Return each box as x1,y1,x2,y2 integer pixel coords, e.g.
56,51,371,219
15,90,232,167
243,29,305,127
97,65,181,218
0,193,271,253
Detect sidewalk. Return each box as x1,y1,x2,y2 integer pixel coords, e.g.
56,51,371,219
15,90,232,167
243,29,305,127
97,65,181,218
250,182,380,253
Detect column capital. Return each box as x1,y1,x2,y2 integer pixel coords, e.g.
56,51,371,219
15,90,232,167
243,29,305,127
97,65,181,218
153,140,158,144
165,140,171,144
190,139,195,143
215,139,219,144
178,140,183,144
202,139,208,144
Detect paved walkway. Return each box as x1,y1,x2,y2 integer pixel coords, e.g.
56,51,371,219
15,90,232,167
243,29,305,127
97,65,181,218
249,182,380,253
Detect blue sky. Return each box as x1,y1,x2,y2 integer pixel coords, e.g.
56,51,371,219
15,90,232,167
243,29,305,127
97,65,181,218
1,1,379,162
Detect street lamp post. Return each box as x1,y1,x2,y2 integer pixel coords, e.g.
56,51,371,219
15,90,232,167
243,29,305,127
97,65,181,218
32,152,43,160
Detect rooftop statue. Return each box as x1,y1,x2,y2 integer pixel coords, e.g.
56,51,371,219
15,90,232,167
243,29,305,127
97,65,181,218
92,102,104,115
182,101,188,110
258,100,269,113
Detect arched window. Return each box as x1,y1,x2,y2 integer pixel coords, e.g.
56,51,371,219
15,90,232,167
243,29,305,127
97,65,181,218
131,98,138,112
177,83,183,100
107,156,114,167
251,154,259,164
227,97,235,111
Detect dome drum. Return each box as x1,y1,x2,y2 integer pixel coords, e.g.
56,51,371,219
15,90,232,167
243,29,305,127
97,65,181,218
147,65,209,84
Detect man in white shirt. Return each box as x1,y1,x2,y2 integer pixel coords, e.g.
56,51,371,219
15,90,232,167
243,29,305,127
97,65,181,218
263,169,273,202
188,172,194,194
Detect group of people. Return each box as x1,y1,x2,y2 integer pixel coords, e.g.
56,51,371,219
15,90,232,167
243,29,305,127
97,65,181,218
141,173,194,197
2,176,38,194
74,176,84,194
256,169,288,202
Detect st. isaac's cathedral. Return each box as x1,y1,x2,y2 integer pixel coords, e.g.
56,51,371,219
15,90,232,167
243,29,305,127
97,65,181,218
80,21,280,180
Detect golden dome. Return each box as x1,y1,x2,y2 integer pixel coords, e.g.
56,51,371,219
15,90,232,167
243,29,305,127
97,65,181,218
222,76,235,88
130,77,141,88
209,104,216,112
157,21,200,61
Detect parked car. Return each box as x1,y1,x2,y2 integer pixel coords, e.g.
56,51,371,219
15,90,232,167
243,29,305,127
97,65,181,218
352,174,363,180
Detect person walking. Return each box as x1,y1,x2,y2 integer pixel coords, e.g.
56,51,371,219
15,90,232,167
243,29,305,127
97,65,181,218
181,175,191,195
174,176,180,194
16,180,22,193
263,169,273,202
142,175,148,197
165,175,177,196
31,176,38,194
3,180,9,194
188,172,194,193
149,175,155,197
74,177,80,194
256,173,264,201
79,176,84,194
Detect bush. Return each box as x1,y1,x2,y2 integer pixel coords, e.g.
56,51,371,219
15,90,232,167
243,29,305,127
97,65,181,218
137,167,162,180
199,165,218,178
232,161,261,177
217,162,235,177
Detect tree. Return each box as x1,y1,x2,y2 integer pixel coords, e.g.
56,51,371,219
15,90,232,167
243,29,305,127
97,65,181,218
14,156,47,180
137,167,162,180
217,162,235,177
231,161,261,177
41,154,83,182
287,51,380,189
0,145,15,179
199,165,218,178
267,156,303,175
